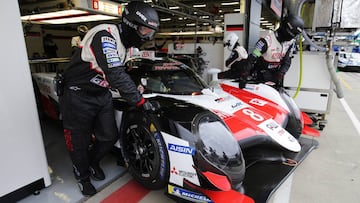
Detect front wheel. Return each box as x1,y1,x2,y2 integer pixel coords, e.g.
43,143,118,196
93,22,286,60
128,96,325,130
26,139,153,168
120,111,169,190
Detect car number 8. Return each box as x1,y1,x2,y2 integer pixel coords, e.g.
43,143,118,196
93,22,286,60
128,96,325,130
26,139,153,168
242,108,264,122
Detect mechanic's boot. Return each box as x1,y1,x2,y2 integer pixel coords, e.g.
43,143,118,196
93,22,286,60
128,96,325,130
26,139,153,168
78,178,97,196
89,164,105,181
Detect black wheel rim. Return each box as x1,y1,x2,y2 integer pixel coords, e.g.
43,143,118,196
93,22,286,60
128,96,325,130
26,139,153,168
124,124,160,180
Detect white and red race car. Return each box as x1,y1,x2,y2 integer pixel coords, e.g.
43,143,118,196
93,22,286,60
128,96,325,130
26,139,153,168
32,51,319,202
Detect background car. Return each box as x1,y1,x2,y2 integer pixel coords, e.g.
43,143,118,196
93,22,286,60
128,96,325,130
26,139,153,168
337,52,360,71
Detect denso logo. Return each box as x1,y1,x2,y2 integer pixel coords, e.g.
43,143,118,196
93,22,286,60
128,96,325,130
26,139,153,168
136,11,147,22
231,102,242,109
168,144,195,155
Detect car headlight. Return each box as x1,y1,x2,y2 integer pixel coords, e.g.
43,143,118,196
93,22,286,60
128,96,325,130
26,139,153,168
193,113,245,189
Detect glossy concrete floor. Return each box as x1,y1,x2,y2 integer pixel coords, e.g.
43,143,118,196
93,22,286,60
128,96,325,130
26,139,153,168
19,71,360,203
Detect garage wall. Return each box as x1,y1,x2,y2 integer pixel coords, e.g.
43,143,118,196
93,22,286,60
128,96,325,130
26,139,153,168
0,0,51,197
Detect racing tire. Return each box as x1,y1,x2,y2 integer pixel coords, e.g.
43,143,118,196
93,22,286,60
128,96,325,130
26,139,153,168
120,111,169,190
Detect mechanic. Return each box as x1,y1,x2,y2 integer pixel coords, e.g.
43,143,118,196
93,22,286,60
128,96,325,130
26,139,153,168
58,1,159,196
71,25,88,54
218,32,249,80
220,14,304,89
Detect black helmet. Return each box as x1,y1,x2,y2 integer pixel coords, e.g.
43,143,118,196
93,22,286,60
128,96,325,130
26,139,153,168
120,1,159,48
77,25,88,34
277,15,304,42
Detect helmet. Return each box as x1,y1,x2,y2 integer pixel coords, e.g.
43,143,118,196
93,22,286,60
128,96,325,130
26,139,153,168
77,25,88,35
223,32,239,51
277,15,304,42
120,1,160,48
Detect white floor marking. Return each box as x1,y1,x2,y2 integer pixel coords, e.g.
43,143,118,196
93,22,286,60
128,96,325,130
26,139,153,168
339,98,360,136
271,173,293,203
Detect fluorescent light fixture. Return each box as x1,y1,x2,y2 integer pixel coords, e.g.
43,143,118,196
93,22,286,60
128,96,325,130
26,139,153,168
201,15,209,19
260,20,269,23
186,23,196,26
169,6,180,9
233,9,240,12
193,4,206,8
157,31,216,36
160,18,171,21
262,23,273,26
144,0,152,3
221,2,240,6
20,9,119,24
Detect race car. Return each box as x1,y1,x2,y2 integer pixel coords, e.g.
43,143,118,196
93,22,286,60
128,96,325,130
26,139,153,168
32,52,318,202
337,52,360,71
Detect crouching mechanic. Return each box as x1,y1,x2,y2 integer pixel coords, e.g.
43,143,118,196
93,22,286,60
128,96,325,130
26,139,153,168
59,1,159,196
240,14,304,89
218,32,248,88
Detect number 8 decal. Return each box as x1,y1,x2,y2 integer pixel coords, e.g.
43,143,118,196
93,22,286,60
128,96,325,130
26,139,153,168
242,108,264,122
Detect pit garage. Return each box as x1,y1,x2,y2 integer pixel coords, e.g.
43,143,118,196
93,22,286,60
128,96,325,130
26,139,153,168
1,1,360,203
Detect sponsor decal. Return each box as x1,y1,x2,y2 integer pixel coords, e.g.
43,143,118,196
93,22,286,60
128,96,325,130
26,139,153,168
108,61,123,68
231,102,243,109
136,11,147,22
266,121,279,131
215,97,225,102
106,53,119,58
154,132,166,179
153,66,180,70
90,74,109,88
102,47,117,54
168,185,212,203
101,36,115,43
107,57,120,63
168,144,195,155
171,167,197,178
102,42,116,49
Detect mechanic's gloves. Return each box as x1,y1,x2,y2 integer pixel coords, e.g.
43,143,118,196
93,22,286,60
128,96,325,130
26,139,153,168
137,98,160,112
238,77,247,89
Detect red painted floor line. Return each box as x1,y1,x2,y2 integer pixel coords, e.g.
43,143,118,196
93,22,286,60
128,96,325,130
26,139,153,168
101,179,150,203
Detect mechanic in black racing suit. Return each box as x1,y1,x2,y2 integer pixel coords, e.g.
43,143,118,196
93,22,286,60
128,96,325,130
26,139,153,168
219,14,304,89
59,1,159,196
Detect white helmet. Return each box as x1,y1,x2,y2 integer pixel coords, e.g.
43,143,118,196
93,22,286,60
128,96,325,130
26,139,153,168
223,32,239,51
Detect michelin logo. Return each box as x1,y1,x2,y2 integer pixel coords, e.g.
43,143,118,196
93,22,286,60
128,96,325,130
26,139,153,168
168,144,195,155
168,185,212,203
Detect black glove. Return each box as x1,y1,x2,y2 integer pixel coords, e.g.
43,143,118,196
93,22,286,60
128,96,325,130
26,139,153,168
141,100,160,112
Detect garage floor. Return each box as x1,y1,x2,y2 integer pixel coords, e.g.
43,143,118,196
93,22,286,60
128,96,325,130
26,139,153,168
18,71,360,203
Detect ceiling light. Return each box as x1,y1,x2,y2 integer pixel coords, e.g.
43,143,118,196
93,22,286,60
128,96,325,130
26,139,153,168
169,6,180,10
160,18,171,21
20,9,119,24
221,2,240,6
186,23,196,26
157,31,216,36
193,4,206,8
233,9,240,12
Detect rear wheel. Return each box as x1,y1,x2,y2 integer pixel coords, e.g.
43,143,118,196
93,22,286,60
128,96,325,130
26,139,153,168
120,112,168,189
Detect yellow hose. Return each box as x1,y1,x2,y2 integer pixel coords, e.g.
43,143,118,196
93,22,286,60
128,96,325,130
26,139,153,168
293,35,303,99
